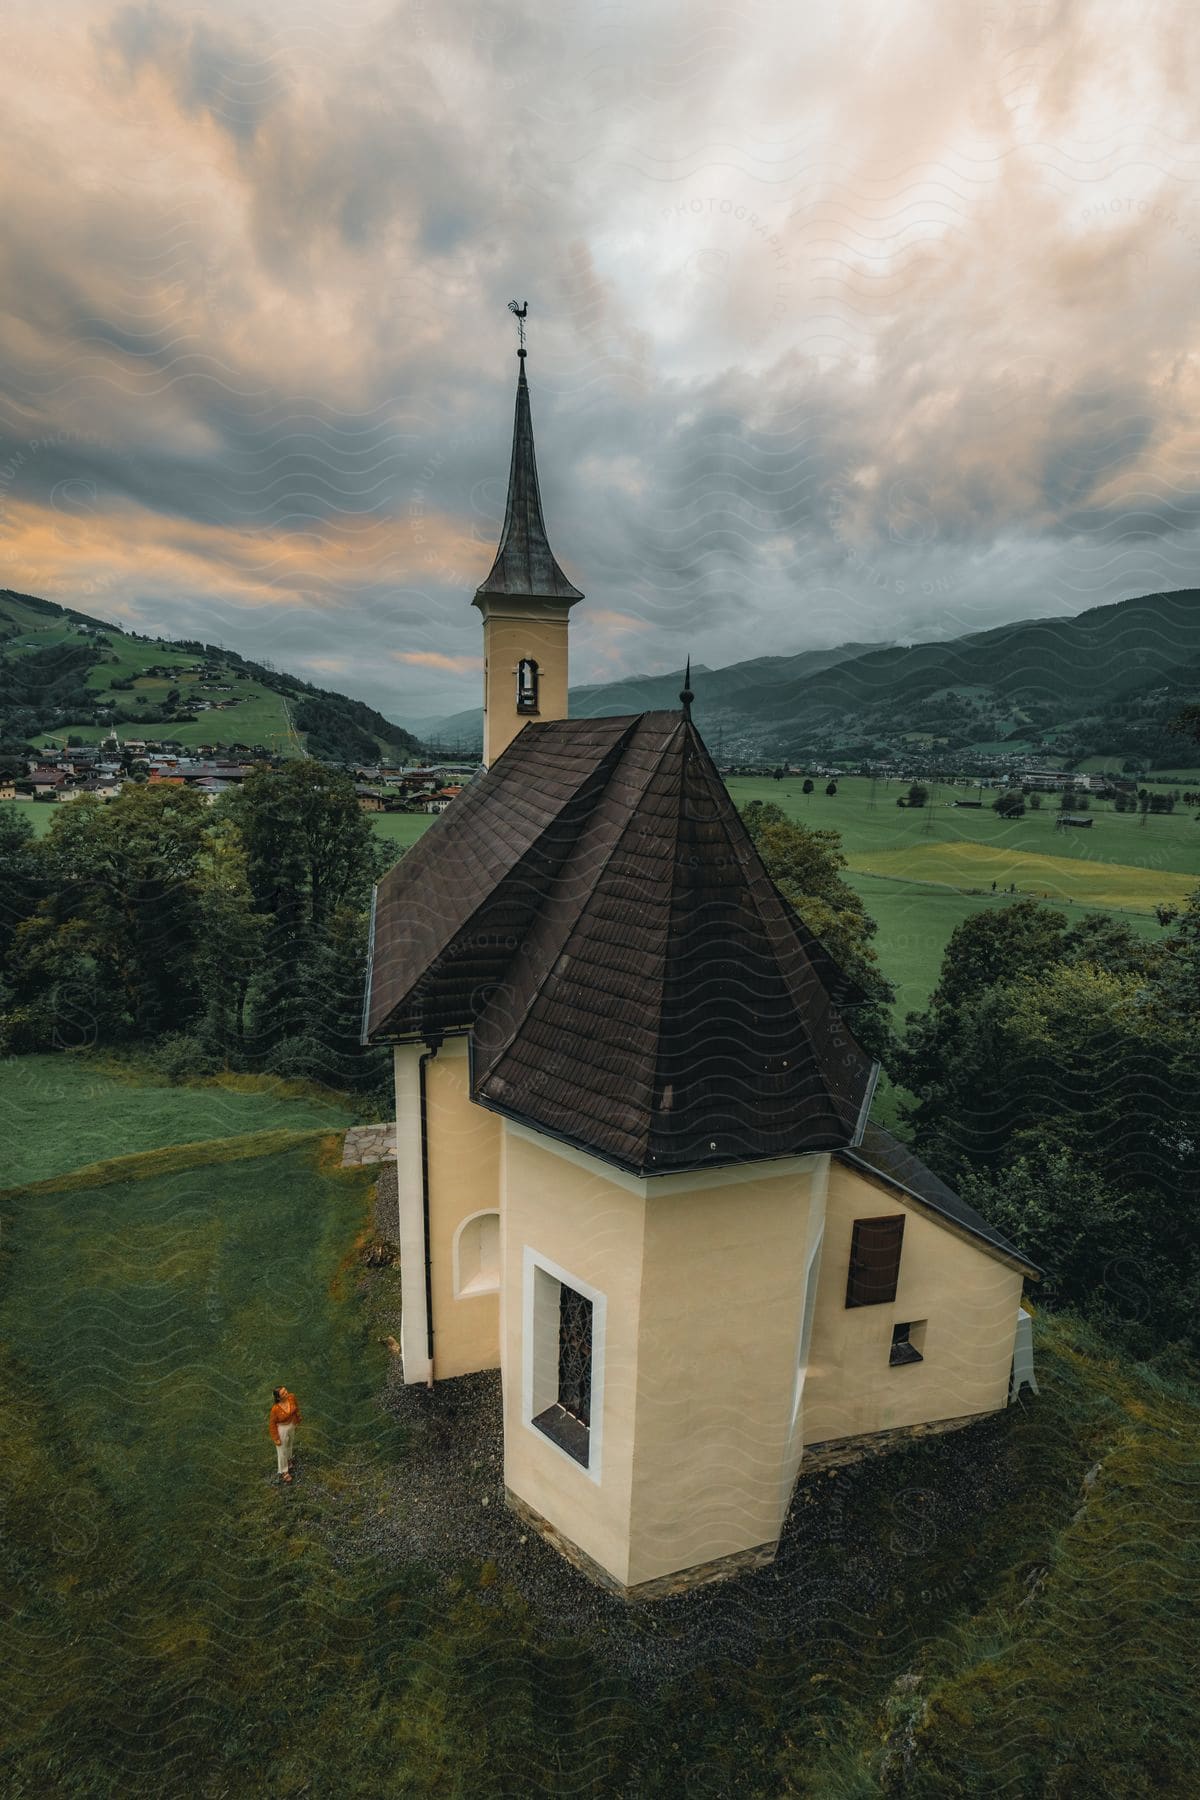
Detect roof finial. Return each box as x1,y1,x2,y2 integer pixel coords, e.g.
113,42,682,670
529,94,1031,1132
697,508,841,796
680,655,694,720
508,299,528,360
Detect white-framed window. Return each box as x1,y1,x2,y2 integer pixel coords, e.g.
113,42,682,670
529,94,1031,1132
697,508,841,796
521,1248,606,1483
453,1210,500,1298
791,1229,824,1428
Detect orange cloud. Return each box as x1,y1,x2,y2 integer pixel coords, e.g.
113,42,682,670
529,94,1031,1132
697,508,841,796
589,609,652,634
0,495,493,611
394,651,482,674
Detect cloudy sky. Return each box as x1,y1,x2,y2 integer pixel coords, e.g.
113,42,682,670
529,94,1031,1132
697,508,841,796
2,0,1199,723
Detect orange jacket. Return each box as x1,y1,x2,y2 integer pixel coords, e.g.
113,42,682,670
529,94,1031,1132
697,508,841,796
268,1390,302,1444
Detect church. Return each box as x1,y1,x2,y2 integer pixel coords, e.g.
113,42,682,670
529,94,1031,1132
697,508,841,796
362,334,1038,1600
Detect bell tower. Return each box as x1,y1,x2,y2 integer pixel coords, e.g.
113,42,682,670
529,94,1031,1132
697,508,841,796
474,306,583,766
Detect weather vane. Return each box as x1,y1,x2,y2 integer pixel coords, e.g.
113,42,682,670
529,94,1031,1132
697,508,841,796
508,299,528,354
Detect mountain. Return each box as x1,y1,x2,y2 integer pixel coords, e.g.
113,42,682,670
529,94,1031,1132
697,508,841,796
6,582,1198,772
424,590,1200,768
422,640,893,748
0,590,423,763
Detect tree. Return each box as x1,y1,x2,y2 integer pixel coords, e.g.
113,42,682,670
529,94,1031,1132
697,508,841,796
1028,791,1042,810
958,1149,1148,1320
229,761,387,1053
907,783,928,808
231,762,385,930
825,781,837,797
899,892,1200,1352
6,786,210,1045
801,778,814,795
193,817,268,1064
1169,703,1200,747
897,901,1152,1174
992,790,1025,818
739,799,894,1061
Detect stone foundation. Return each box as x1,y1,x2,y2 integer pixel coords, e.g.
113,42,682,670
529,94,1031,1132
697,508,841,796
799,1409,988,1475
505,1488,778,1602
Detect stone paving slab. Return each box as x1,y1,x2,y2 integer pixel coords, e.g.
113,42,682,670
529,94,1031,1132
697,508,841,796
340,1123,397,1167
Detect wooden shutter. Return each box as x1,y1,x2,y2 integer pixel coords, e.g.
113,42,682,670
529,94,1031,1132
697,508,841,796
845,1215,905,1307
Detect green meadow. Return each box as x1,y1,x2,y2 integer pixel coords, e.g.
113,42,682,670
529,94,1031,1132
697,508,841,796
2,1057,1198,1794
0,1054,356,1189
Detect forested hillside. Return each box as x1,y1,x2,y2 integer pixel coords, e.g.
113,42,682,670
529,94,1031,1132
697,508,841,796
0,590,422,761
422,588,1200,768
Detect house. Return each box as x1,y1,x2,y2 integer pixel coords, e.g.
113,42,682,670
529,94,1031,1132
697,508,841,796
422,787,463,814
29,768,67,797
356,785,386,812
57,777,122,803
1056,813,1093,829
362,341,1038,1602
0,777,16,801
193,778,234,803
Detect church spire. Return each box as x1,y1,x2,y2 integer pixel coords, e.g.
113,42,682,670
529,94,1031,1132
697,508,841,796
473,314,583,607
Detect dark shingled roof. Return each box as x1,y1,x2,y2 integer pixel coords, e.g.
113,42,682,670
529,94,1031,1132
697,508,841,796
365,710,877,1177
473,356,584,605
837,1124,1040,1275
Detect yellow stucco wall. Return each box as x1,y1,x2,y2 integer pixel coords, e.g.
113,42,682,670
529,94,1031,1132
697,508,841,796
625,1163,825,1588
501,1126,646,1589
800,1161,1025,1449
479,604,570,764
424,1039,503,1380
501,1126,830,1590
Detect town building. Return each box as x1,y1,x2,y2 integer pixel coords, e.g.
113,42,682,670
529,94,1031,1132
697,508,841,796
362,340,1038,1600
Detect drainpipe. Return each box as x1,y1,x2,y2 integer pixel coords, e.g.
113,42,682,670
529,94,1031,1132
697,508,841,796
418,1038,441,1388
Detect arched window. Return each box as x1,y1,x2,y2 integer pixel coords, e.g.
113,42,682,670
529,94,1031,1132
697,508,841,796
454,1211,500,1297
516,657,540,714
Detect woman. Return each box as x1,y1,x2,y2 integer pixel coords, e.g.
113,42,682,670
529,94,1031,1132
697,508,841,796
268,1385,302,1484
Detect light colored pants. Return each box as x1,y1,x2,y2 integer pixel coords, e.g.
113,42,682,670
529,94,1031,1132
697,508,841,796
276,1423,295,1475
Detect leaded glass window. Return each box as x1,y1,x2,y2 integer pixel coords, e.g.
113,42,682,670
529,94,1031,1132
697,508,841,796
532,1278,594,1466
557,1284,593,1427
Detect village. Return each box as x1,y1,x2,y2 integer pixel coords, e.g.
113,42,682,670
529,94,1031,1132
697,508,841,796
2,739,476,814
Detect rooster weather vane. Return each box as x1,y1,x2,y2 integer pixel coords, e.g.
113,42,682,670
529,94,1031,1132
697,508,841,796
508,299,528,354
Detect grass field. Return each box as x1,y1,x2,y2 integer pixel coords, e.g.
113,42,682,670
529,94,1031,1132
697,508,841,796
34,694,300,754
2,1058,1198,1793
369,809,435,851
723,775,1200,877
0,1100,408,1793
0,1054,358,1189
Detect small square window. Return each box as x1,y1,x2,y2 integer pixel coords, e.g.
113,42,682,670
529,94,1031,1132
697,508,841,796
890,1320,926,1366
